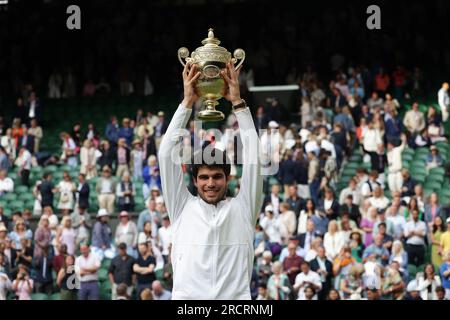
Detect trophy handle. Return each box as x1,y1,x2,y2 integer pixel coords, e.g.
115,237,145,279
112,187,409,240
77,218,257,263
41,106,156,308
231,48,245,71
178,47,191,67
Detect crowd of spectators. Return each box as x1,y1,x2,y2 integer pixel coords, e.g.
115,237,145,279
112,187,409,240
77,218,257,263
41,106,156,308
1,58,450,300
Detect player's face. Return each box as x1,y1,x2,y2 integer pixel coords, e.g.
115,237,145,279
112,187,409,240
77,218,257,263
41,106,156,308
194,167,228,205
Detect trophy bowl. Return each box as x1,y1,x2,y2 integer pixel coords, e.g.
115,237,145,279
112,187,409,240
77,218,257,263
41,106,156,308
178,28,245,121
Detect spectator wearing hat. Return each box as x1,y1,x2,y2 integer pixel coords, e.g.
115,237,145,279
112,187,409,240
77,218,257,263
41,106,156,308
91,209,114,261
115,211,138,258
130,139,144,180
119,118,133,147
108,243,135,300
404,279,422,300
116,172,135,212
262,184,282,217
115,138,130,178
96,166,117,214
75,244,101,300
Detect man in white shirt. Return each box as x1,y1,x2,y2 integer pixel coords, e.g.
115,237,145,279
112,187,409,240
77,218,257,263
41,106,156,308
0,272,12,300
0,170,14,197
368,187,390,210
403,102,425,134
75,244,101,300
386,135,406,193
293,261,322,300
15,147,32,187
361,171,384,199
158,215,172,263
438,82,449,122
404,209,426,267
339,178,361,205
158,62,263,299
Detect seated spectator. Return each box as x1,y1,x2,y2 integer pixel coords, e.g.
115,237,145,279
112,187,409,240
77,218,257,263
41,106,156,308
0,170,14,197
426,145,444,172
318,188,339,221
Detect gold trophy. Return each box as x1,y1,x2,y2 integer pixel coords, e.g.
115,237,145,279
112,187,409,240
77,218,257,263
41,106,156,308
178,28,245,121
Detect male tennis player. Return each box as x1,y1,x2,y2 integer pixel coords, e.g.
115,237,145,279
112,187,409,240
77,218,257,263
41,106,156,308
158,62,263,299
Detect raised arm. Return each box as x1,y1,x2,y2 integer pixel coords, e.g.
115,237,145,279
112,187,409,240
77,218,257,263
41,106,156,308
222,63,263,225
158,62,200,222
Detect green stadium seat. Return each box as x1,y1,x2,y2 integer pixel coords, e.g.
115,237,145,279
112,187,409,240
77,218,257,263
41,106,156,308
429,167,445,176
98,268,109,282
9,200,25,212
101,258,112,269
49,293,61,300
15,186,29,194
31,293,49,300
2,193,17,202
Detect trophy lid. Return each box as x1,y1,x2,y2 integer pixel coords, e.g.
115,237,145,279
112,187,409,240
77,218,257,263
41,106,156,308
201,28,221,46
192,28,231,64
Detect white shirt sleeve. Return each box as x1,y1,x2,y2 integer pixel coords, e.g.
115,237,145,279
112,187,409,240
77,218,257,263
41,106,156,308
234,108,264,225
158,105,193,222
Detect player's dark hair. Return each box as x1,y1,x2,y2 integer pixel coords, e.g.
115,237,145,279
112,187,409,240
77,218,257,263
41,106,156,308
191,141,231,179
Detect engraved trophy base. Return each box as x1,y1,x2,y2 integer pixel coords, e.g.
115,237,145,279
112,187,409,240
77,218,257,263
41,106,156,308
196,100,225,121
